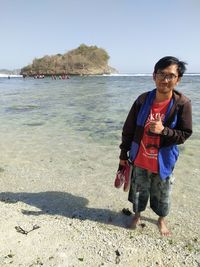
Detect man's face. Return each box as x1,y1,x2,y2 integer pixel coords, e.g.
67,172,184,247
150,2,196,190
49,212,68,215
153,64,181,95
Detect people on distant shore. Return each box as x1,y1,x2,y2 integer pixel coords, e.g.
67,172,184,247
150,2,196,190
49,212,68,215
51,74,69,80
22,74,70,79
118,56,192,236
34,74,44,79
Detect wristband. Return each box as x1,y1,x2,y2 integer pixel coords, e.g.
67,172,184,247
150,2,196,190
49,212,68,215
161,127,168,136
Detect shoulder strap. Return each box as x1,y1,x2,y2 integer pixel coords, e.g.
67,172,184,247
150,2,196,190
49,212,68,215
136,89,156,126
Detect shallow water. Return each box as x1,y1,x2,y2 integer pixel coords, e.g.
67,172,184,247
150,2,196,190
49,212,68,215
0,75,199,176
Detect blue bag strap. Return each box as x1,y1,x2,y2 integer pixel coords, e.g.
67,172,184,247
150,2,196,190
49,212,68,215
136,89,156,126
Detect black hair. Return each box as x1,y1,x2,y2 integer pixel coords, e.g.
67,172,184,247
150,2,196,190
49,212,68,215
154,56,187,77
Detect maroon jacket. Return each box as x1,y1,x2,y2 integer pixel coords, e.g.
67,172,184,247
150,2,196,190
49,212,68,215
119,89,192,160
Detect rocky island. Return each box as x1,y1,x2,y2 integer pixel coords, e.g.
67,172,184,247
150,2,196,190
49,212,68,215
20,44,117,76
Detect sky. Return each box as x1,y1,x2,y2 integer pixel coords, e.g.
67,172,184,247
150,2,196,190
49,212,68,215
1,0,200,73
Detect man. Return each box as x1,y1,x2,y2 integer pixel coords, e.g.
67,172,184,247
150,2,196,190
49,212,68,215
119,56,192,236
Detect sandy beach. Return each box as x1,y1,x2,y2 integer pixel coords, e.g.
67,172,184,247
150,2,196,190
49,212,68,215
0,129,200,267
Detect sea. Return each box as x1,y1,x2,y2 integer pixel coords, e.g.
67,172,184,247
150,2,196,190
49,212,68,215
0,74,199,192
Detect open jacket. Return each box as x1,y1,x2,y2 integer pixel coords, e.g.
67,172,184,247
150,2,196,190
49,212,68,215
119,89,192,179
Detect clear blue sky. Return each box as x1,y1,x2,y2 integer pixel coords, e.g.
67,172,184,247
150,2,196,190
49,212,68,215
1,0,200,73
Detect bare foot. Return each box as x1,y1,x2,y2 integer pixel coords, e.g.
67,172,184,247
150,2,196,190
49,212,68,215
158,217,171,236
128,214,140,229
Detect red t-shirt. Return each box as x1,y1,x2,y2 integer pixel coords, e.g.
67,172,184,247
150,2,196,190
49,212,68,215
134,98,171,173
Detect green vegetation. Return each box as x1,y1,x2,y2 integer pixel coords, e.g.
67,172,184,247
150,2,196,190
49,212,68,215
21,44,117,76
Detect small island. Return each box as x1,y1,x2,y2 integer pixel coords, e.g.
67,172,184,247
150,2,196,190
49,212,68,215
20,44,117,77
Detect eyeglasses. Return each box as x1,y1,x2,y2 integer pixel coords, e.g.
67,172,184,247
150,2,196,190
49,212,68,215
156,72,178,81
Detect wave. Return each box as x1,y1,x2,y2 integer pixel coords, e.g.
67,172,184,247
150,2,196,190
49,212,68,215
184,73,200,76
102,73,200,77
102,73,152,77
1,73,199,78
0,73,23,78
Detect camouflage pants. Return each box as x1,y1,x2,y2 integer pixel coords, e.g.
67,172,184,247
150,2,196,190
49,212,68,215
129,166,174,217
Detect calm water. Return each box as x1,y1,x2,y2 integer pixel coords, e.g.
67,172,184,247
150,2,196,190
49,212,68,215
0,75,199,164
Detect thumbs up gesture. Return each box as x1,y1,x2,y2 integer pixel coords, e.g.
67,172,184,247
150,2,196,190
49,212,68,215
149,113,164,134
